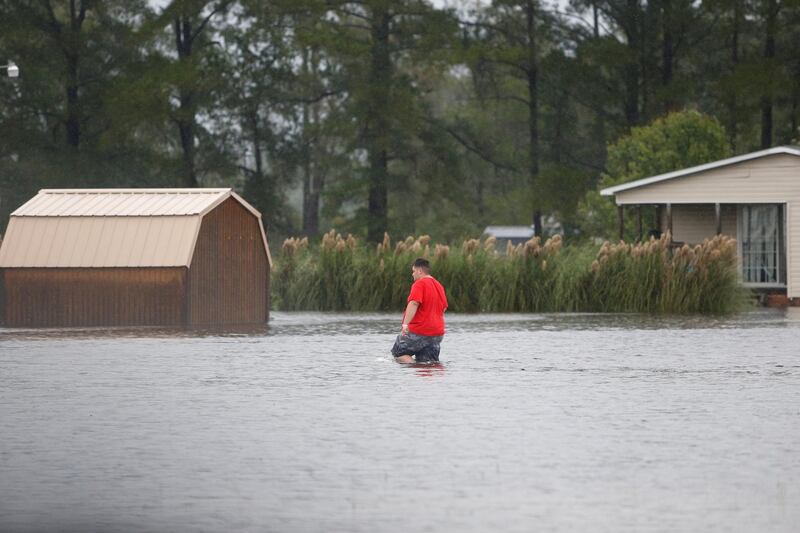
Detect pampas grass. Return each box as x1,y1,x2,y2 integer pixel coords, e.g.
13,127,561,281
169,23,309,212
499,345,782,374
271,231,748,314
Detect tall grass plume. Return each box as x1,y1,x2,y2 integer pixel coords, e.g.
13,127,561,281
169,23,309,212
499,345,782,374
271,231,747,314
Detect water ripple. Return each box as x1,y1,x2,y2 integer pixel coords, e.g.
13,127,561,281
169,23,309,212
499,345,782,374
1,309,798,532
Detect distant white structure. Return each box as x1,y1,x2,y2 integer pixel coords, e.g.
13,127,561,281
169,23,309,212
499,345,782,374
482,225,535,251
2,61,18,78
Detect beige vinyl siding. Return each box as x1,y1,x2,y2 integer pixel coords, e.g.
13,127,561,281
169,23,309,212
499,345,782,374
602,147,800,197
661,204,737,245
613,152,800,298
614,154,800,205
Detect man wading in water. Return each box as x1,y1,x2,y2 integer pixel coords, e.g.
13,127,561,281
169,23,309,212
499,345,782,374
392,258,448,363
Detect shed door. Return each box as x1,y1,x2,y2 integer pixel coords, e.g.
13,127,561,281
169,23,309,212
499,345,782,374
739,204,784,285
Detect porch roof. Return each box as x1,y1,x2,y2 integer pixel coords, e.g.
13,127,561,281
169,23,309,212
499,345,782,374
600,146,800,197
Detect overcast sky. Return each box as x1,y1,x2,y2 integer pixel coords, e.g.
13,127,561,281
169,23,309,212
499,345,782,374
145,0,584,33
147,1,571,13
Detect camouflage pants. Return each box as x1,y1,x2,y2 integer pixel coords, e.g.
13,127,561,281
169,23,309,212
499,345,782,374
391,332,443,362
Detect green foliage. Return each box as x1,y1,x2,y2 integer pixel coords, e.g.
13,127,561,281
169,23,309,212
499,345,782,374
578,111,732,240
272,231,748,314
585,234,748,313
603,111,732,185
1,0,800,241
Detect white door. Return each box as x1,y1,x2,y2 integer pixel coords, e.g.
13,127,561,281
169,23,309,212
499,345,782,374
739,204,783,285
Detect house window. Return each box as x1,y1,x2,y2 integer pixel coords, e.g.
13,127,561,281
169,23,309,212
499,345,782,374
739,204,782,285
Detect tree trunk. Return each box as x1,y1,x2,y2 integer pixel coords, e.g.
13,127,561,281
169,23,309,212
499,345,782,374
246,107,266,206
728,0,741,149
65,54,80,149
301,110,320,237
477,177,485,217
178,107,197,187
661,0,674,111
302,49,323,237
552,88,568,165
624,0,641,128
303,182,320,237
366,7,391,242
175,15,198,187
760,0,777,149
243,104,283,235
791,72,800,144
64,0,86,149
623,32,640,125
525,1,542,236
252,112,264,180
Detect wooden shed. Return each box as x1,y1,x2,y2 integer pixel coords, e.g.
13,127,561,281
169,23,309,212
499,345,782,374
601,146,800,299
0,188,272,327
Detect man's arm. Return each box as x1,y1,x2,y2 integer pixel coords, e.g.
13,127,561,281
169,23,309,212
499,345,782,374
401,300,420,334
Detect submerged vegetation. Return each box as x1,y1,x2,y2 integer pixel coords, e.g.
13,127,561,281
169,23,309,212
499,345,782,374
273,231,748,314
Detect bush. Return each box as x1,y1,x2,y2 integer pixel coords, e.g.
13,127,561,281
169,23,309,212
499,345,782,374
272,230,748,314
578,110,732,240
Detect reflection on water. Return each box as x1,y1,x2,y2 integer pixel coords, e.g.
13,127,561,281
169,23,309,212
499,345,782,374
401,361,446,378
1,309,799,533
3,308,799,341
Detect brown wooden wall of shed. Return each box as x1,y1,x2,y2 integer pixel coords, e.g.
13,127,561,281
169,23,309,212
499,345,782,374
0,267,186,327
187,198,269,325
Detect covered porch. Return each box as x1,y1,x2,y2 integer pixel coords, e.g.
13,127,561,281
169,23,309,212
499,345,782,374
614,202,787,289
599,146,800,298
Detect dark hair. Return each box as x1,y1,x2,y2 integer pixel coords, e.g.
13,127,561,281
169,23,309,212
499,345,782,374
413,258,431,272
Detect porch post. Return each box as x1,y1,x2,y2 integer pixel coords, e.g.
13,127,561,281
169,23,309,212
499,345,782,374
617,205,624,241
655,205,662,235
666,203,673,240
715,203,722,235
637,206,643,242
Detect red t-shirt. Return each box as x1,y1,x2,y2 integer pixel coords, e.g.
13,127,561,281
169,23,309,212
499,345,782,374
405,276,448,336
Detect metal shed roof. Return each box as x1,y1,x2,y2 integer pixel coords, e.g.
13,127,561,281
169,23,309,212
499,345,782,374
12,188,244,217
0,188,271,268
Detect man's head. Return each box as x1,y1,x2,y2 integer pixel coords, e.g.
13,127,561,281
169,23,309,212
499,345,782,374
411,258,431,280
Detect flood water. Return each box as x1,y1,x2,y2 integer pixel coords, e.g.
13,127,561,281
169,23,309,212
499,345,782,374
1,310,799,533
